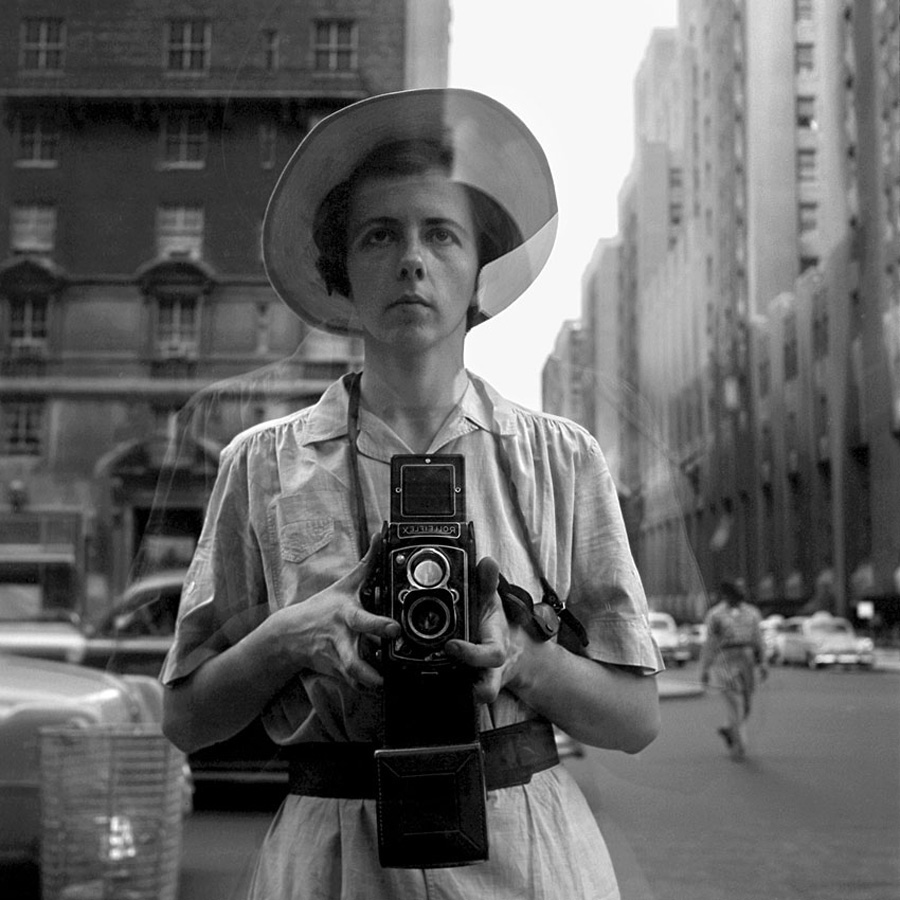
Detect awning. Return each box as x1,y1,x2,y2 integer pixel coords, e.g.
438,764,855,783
0,544,76,565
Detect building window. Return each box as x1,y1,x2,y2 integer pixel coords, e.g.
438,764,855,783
758,351,771,399
1,401,44,456
161,113,207,168
8,297,49,349
156,298,198,357
797,148,817,182
795,43,814,74
313,20,357,72
669,201,683,227
20,18,65,71
11,205,56,254
264,30,279,70
165,20,211,73
794,0,814,21
796,96,816,129
784,313,799,380
16,114,59,167
259,123,277,169
156,206,204,259
799,255,819,273
798,201,818,233
813,309,829,360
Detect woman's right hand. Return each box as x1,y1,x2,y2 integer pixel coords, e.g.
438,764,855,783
268,533,400,690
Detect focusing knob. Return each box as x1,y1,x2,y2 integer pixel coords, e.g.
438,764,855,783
407,549,449,588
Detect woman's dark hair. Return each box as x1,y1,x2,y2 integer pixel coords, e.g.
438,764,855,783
313,137,523,327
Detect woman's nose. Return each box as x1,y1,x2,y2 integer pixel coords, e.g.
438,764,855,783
398,236,425,281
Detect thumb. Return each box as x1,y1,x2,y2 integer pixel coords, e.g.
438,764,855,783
477,556,500,596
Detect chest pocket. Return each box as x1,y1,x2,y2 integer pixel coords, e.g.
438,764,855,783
266,488,354,608
269,490,342,564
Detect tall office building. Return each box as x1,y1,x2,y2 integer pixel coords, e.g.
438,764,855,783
555,0,899,624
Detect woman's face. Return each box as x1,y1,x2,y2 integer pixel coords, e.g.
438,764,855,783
345,171,479,353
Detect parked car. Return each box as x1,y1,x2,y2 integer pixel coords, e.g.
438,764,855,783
760,615,784,664
0,609,85,664
677,623,707,661
650,612,691,667
0,652,190,886
776,612,875,669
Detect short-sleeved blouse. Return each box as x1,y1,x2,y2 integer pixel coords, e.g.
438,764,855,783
160,372,662,899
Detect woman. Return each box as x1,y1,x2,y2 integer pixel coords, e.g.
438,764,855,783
700,580,767,760
161,88,663,899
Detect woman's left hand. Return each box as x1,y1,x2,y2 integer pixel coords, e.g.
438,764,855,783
445,556,527,704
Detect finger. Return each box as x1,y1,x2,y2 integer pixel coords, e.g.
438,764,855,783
477,556,500,595
445,638,505,669
345,654,384,690
346,604,400,638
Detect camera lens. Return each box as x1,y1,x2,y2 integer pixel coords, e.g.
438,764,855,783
407,549,449,589
405,592,454,644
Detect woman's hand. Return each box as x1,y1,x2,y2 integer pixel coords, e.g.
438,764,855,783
269,533,400,690
445,556,529,704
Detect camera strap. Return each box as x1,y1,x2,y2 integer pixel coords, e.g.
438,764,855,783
346,372,371,559
345,371,588,649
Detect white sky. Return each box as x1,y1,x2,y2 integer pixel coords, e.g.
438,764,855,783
448,1,678,409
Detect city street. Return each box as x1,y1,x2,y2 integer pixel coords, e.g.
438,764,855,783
177,663,900,900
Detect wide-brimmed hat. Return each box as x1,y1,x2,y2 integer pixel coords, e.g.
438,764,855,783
263,88,558,335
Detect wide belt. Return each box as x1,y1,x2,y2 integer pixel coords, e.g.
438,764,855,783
286,718,559,799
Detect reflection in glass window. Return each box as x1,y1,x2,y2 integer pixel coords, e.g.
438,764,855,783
16,114,59,166
156,298,198,357
165,20,211,72
259,123,277,169
264,30,279,71
162,113,207,167
9,297,49,347
313,20,357,72
2,401,44,455
20,18,65,71
156,205,204,259
11,205,56,254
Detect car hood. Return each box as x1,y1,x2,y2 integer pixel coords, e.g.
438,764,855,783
0,622,86,662
809,634,857,653
0,653,132,715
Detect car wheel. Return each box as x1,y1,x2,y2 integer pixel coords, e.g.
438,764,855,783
806,654,819,670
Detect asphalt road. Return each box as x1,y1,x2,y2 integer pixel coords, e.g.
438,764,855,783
177,663,900,900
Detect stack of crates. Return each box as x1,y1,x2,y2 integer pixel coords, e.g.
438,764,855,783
39,725,186,900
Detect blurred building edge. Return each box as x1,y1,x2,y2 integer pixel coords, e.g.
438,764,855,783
0,1,450,619
543,1,900,638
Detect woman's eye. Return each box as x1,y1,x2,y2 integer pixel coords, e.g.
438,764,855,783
365,228,392,245
428,227,456,245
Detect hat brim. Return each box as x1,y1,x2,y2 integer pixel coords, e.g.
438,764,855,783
263,88,558,335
